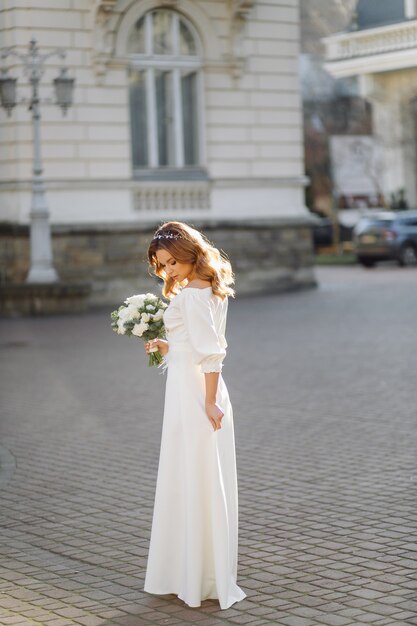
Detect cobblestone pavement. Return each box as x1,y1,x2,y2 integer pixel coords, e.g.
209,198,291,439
1,265,417,626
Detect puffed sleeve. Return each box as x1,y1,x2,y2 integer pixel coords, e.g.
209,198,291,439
180,290,227,373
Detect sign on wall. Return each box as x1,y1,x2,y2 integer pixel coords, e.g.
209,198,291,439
330,135,385,209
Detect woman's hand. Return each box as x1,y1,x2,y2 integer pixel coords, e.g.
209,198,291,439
205,401,224,431
144,338,169,357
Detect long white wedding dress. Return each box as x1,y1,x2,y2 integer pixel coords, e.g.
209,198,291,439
143,286,246,609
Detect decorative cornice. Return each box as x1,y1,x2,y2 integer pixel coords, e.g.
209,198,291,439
232,0,255,20
96,0,117,11
227,0,255,80
0,176,309,192
91,0,119,81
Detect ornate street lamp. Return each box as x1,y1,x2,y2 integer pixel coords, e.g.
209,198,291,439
0,38,75,283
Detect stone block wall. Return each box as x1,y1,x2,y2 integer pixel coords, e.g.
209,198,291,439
0,220,316,308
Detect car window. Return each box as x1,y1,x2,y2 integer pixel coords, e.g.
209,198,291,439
360,219,393,228
397,218,417,227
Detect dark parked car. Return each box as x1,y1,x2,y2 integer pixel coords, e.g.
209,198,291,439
312,217,333,249
312,216,354,250
353,211,417,267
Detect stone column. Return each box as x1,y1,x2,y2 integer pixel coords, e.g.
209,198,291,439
359,73,417,208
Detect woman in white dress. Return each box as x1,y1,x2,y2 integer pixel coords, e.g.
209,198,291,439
143,221,247,610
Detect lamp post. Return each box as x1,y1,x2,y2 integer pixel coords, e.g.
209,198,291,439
0,38,74,283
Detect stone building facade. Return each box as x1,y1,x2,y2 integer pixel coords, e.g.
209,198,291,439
324,0,417,210
0,0,315,308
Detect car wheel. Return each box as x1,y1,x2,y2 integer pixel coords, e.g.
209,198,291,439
398,244,417,267
358,257,376,268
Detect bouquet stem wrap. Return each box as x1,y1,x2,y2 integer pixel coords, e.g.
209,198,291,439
148,343,164,368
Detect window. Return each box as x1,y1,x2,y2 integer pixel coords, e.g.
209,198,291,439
128,9,203,177
357,0,405,28
405,0,417,19
399,217,417,227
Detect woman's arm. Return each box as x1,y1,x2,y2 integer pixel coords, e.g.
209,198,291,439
205,372,224,431
205,371,219,404
179,291,226,431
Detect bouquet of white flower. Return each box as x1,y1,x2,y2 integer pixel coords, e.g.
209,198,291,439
111,293,168,367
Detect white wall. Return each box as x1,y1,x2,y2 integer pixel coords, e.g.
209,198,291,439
0,0,308,224
360,70,417,208
0,2,130,184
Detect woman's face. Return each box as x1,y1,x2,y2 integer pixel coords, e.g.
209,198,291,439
155,248,195,284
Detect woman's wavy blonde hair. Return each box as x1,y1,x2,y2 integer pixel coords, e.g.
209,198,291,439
147,221,235,301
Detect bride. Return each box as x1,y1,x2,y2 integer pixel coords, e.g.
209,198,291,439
143,221,246,610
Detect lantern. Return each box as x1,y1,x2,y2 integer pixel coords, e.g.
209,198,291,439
0,71,17,116
53,67,74,115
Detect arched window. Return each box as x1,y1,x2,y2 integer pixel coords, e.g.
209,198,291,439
128,9,204,177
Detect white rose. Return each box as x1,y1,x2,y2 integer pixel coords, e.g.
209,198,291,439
118,306,130,320
141,312,150,323
132,321,149,337
125,304,140,321
117,319,126,335
146,305,155,312
153,310,164,321
145,292,156,300
125,294,146,307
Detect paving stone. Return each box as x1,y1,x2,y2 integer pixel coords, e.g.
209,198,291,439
349,614,390,623
277,617,315,626
1,267,417,626
385,619,417,626
315,615,353,626
391,611,417,620
351,590,386,600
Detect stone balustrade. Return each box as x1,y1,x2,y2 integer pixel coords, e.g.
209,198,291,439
133,182,210,212
324,20,417,62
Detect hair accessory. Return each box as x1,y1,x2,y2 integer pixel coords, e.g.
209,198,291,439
153,231,181,240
